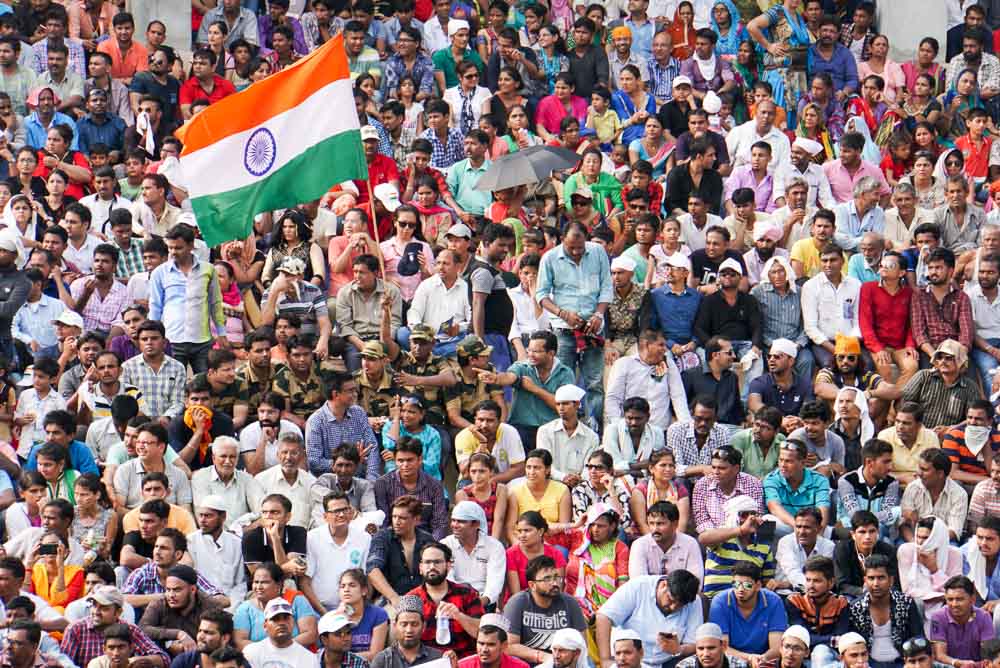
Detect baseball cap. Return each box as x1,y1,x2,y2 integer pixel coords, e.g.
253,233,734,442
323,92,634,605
318,612,355,635
88,585,124,608
374,183,401,212
666,252,692,272
718,258,744,276
277,256,306,275
360,341,387,359
264,598,295,620
457,335,492,357
672,75,693,88
53,310,84,329
360,125,380,142
445,223,472,239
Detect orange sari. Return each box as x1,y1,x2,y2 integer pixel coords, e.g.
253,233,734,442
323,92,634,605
670,8,697,60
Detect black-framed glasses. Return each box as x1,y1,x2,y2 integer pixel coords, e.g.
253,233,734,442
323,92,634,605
836,354,858,361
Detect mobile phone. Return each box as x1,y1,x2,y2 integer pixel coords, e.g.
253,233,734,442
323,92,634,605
39,544,57,556
757,520,776,546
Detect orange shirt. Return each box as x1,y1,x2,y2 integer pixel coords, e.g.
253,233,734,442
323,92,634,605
956,134,991,180
97,38,149,81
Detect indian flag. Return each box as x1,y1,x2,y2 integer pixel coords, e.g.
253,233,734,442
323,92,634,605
175,35,368,247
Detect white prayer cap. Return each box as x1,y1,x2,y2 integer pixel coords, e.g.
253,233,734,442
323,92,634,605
611,256,636,272
611,628,643,645
769,338,798,359
838,633,867,653
551,629,587,651
783,626,810,649
695,623,725,641
703,90,722,114
554,385,586,403
448,19,470,36
793,137,824,155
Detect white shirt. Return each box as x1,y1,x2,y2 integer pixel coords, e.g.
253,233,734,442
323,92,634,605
443,85,492,128
62,233,103,275
85,415,121,462
677,213,724,252
800,272,862,345
441,533,507,604
725,121,791,170
408,274,471,335
536,418,601,482
13,388,66,457
771,205,817,249
186,529,247,610
304,524,371,609
125,271,151,305
606,354,689,430
422,19,450,55
243,638,316,668
967,283,1000,340
772,161,836,210
190,467,265,522
254,465,317,529
508,284,551,341
774,533,836,589
79,193,131,234
238,419,303,470
457,423,526,474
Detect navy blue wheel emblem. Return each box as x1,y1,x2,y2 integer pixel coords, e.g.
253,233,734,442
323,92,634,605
244,127,277,176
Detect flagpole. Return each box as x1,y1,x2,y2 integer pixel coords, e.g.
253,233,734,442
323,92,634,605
366,178,386,278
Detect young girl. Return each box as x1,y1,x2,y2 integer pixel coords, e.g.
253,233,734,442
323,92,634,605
249,57,273,84
477,1,509,62
215,261,247,356
454,453,508,541
355,73,382,113
501,104,542,153
398,76,425,134
410,175,456,252
334,569,388,662
4,471,45,541
479,113,509,159
587,85,621,149
382,397,443,481
504,510,567,603
880,131,913,188
621,160,663,216
629,449,690,533
71,473,116,563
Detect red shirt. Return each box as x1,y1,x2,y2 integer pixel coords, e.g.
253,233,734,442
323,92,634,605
179,75,236,107
956,134,992,179
858,280,915,352
353,154,400,239
33,150,92,201
407,580,484,658
460,655,531,668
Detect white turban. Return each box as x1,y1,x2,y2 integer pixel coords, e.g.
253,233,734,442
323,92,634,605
451,500,487,534
793,137,824,155
761,256,797,292
723,495,760,528
550,629,589,668
770,338,798,359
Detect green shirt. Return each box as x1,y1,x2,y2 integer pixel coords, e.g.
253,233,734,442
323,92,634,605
729,428,785,481
446,157,493,216
431,47,484,90
563,172,623,216
507,358,576,428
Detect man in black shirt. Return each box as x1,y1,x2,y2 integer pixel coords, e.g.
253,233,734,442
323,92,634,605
119,499,170,579
657,75,695,139
689,226,747,292
665,136,724,216
241,493,307,578
566,18,609,99
681,336,746,429
674,108,731,176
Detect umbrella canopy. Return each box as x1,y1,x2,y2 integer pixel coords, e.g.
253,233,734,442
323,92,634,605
474,144,581,191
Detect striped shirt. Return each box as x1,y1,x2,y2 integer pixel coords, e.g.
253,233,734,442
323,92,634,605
704,537,776,596
900,370,981,430
70,277,129,332
969,478,1000,527
121,354,186,419
667,419,732,478
11,294,63,348
261,280,328,336
115,237,145,280
749,281,808,348
148,256,225,345
692,474,764,534
647,57,681,104
304,402,377,476
940,423,1000,478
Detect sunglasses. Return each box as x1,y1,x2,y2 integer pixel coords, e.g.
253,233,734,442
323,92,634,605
397,221,417,229
902,639,929,655
946,160,961,167
935,353,956,361
732,580,755,590
836,354,858,361
585,463,608,471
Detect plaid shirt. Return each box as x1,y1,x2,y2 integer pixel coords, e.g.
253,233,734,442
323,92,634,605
946,52,1000,94
838,23,875,62
647,57,681,104
909,284,975,351
115,237,145,280
32,37,87,77
419,127,466,169
666,419,731,478
692,472,765,534
121,354,187,418
60,619,169,668
407,581,485,657
69,276,129,332
318,650,371,668
122,560,222,597
391,126,417,172
305,402,377,476
373,470,449,539
382,53,436,99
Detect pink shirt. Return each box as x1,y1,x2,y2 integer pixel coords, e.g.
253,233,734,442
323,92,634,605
380,238,435,302
822,159,891,204
534,95,588,135
858,59,906,102
327,236,365,296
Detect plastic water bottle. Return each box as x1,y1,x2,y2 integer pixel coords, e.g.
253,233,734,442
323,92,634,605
435,614,451,645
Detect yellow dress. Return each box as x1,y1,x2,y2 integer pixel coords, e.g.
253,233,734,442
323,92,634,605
512,479,569,525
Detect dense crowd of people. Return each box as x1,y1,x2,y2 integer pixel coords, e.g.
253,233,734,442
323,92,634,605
0,0,996,668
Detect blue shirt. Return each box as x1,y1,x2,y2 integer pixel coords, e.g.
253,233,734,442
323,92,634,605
382,422,442,481
623,18,654,61
536,241,613,328
24,111,79,150
747,373,814,416
833,201,885,251
25,439,99,475
709,589,789,654
808,43,859,94
599,575,704,666
963,540,1000,603
76,114,126,154
446,158,492,215
419,127,466,169
306,402,378,477
650,285,702,346
233,594,317,642
148,256,225,345
763,468,831,515
847,253,880,283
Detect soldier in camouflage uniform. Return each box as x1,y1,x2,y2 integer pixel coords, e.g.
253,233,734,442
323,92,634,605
447,335,507,431
195,348,251,429
271,334,336,430
355,340,399,433
382,319,458,428
237,329,278,416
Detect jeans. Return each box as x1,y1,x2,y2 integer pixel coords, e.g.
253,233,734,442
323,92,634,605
555,329,604,425
171,340,213,374
794,346,815,380
484,332,513,403
971,337,1000,392
731,339,763,404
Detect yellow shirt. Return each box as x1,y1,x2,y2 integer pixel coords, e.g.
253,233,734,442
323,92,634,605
122,503,196,535
587,107,622,144
879,425,941,477
511,479,568,525
790,238,847,279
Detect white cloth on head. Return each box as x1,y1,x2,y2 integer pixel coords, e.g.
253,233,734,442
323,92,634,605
793,137,823,156
907,517,951,596
723,495,759,528
835,386,874,445
554,385,586,403
452,500,487,534
968,536,990,600
761,256,797,292
135,111,156,156
548,628,589,668
770,338,798,359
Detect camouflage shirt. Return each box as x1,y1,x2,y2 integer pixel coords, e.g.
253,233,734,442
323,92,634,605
395,351,458,426
271,364,331,420
193,372,249,418
448,364,504,423
355,369,399,417
236,361,276,415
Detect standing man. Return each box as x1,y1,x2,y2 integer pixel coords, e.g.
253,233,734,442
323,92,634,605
536,221,612,424
469,223,516,373
147,224,226,375
0,229,28,364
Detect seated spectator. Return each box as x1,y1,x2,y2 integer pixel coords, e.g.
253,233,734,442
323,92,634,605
504,449,572,542
800,244,862,370
730,407,786,481
366,495,434,608
606,329,689,432
403,249,471,357
669,396,733,480
596,570,702,668
33,443,78,503
309,444,377,526
563,503,630,617
502,555,587,665
123,527,227,613
814,334,897,427
629,449,690,536
847,555,924,665
784,555,849,668
909,248,975,365
900,448,968,543
168,376,237,472
536,384,598,487
835,510,899,599
837,438,901,536
968,458,1000,529
440,501,505,610
859,250,919,387
120,473,195,537
941,401,1000,488
773,505,836,592
703,498,777,597
600,397,665,480
748,339,815,420
190,436,264,522
117,499,170,576
503,511,566,603
27,530,83,613
790,210,837,281
899,518,964,623
628,500,702,580
883,403,940,486
373,436,448,539
113,422,192,512
763,440,831,540
709,562,787,662
692,446,763,535
241,493,307,578
185,495,247,610
60,584,169,668
680,338,745,431
232,561,318,650
675,622,747,668
138,564,226,657
24,409,98,476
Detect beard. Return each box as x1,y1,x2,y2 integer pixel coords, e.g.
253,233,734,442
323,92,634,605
756,246,775,261
424,571,446,586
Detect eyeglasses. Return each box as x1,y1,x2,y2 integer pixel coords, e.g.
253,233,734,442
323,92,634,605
935,353,956,361
781,643,808,653
946,160,962,167
585,463,608,471
533,575,564,583
397,221,417,229
902,639,930,655
463,73,479,79
326,506,352,515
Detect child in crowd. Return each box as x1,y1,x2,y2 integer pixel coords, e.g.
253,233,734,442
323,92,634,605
587,85,621,149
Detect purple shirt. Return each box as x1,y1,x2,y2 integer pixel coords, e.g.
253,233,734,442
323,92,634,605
258,15,309,55
723,165,776,213
679,57,735,93
822,159,891,204
929,607,996,661
109,334,172,363
808,42,859,94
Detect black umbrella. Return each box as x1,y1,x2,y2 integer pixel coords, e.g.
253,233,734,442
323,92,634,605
474,144,581,191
